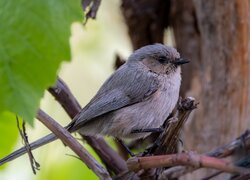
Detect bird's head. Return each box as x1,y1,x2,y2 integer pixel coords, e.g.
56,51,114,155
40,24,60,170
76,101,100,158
128,44,189,75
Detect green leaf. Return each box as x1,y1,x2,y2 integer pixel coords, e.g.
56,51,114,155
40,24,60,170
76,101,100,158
0,0,83,125
0,111,19,170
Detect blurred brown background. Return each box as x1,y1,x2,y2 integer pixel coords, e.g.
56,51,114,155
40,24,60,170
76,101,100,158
120,0,250,178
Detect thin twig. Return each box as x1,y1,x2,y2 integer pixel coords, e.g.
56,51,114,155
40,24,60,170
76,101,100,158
232,173,250,180
65,154,81,160
126,152,250,176
36,109,111,180
48,77,127,174
16,116,40,174
81,0,101,24
206,130,250,158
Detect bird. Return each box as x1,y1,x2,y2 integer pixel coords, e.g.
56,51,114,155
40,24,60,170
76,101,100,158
0,43,189,164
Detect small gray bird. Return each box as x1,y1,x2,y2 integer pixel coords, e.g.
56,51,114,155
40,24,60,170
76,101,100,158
0,44,188,164
68,43,188,139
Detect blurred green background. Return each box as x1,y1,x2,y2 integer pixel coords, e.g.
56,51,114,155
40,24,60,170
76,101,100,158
0,0,131,179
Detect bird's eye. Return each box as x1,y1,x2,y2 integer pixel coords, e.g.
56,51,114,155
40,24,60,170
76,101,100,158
158,56,168,64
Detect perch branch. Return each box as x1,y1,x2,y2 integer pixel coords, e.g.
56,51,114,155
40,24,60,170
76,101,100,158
117,97,197,179
153,97,197,155
162,130,250,178
206,130,250,158
48,77,127,174
36,109,111,180
127,152,250,176
203,155,250,180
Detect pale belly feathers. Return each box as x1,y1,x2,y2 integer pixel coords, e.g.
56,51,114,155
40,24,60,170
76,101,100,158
79,69,181,139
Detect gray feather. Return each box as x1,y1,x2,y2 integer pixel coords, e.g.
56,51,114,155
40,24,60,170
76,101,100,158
69,62,159,130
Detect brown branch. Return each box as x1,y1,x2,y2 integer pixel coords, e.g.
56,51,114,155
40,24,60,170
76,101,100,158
36,109,111,180
138,97,197,157
120,0,170,49
135,97,197,178
113,96,197,180
127,152,250,176
48,77,127,174
153,97,197,155
206,130,250,158
203,155,250,180
117,97,198,179
162,130,250,178
232,173,250,180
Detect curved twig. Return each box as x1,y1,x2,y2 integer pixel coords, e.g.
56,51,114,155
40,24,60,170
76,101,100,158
162,130,250,178
37,110,111,180
48,77,127,174
127,152,250,177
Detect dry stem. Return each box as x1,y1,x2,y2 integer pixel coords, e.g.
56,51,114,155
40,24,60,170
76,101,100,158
48,77,127,174
127,152,250,176
37,110,111,180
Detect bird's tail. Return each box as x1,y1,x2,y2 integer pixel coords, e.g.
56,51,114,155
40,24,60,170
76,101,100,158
0,133,58,165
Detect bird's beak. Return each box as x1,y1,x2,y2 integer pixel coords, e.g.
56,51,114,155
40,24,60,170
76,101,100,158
172,58,190,65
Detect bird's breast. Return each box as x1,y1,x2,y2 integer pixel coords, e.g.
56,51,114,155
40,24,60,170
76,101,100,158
145,72,181,124
105,70,181,138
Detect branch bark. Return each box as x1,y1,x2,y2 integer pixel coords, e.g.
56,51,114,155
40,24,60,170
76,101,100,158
48,77,127,174
127,152,250,176
153,97,197,155
162,130,250,178
114,97,197,179
121,0,170,49
36,109,111,180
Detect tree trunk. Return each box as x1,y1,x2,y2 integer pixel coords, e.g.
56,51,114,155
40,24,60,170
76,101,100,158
179,0,250,147
121,0,250,178
121,0,170,49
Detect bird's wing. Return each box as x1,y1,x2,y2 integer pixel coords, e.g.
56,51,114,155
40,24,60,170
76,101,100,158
69,63,160,130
